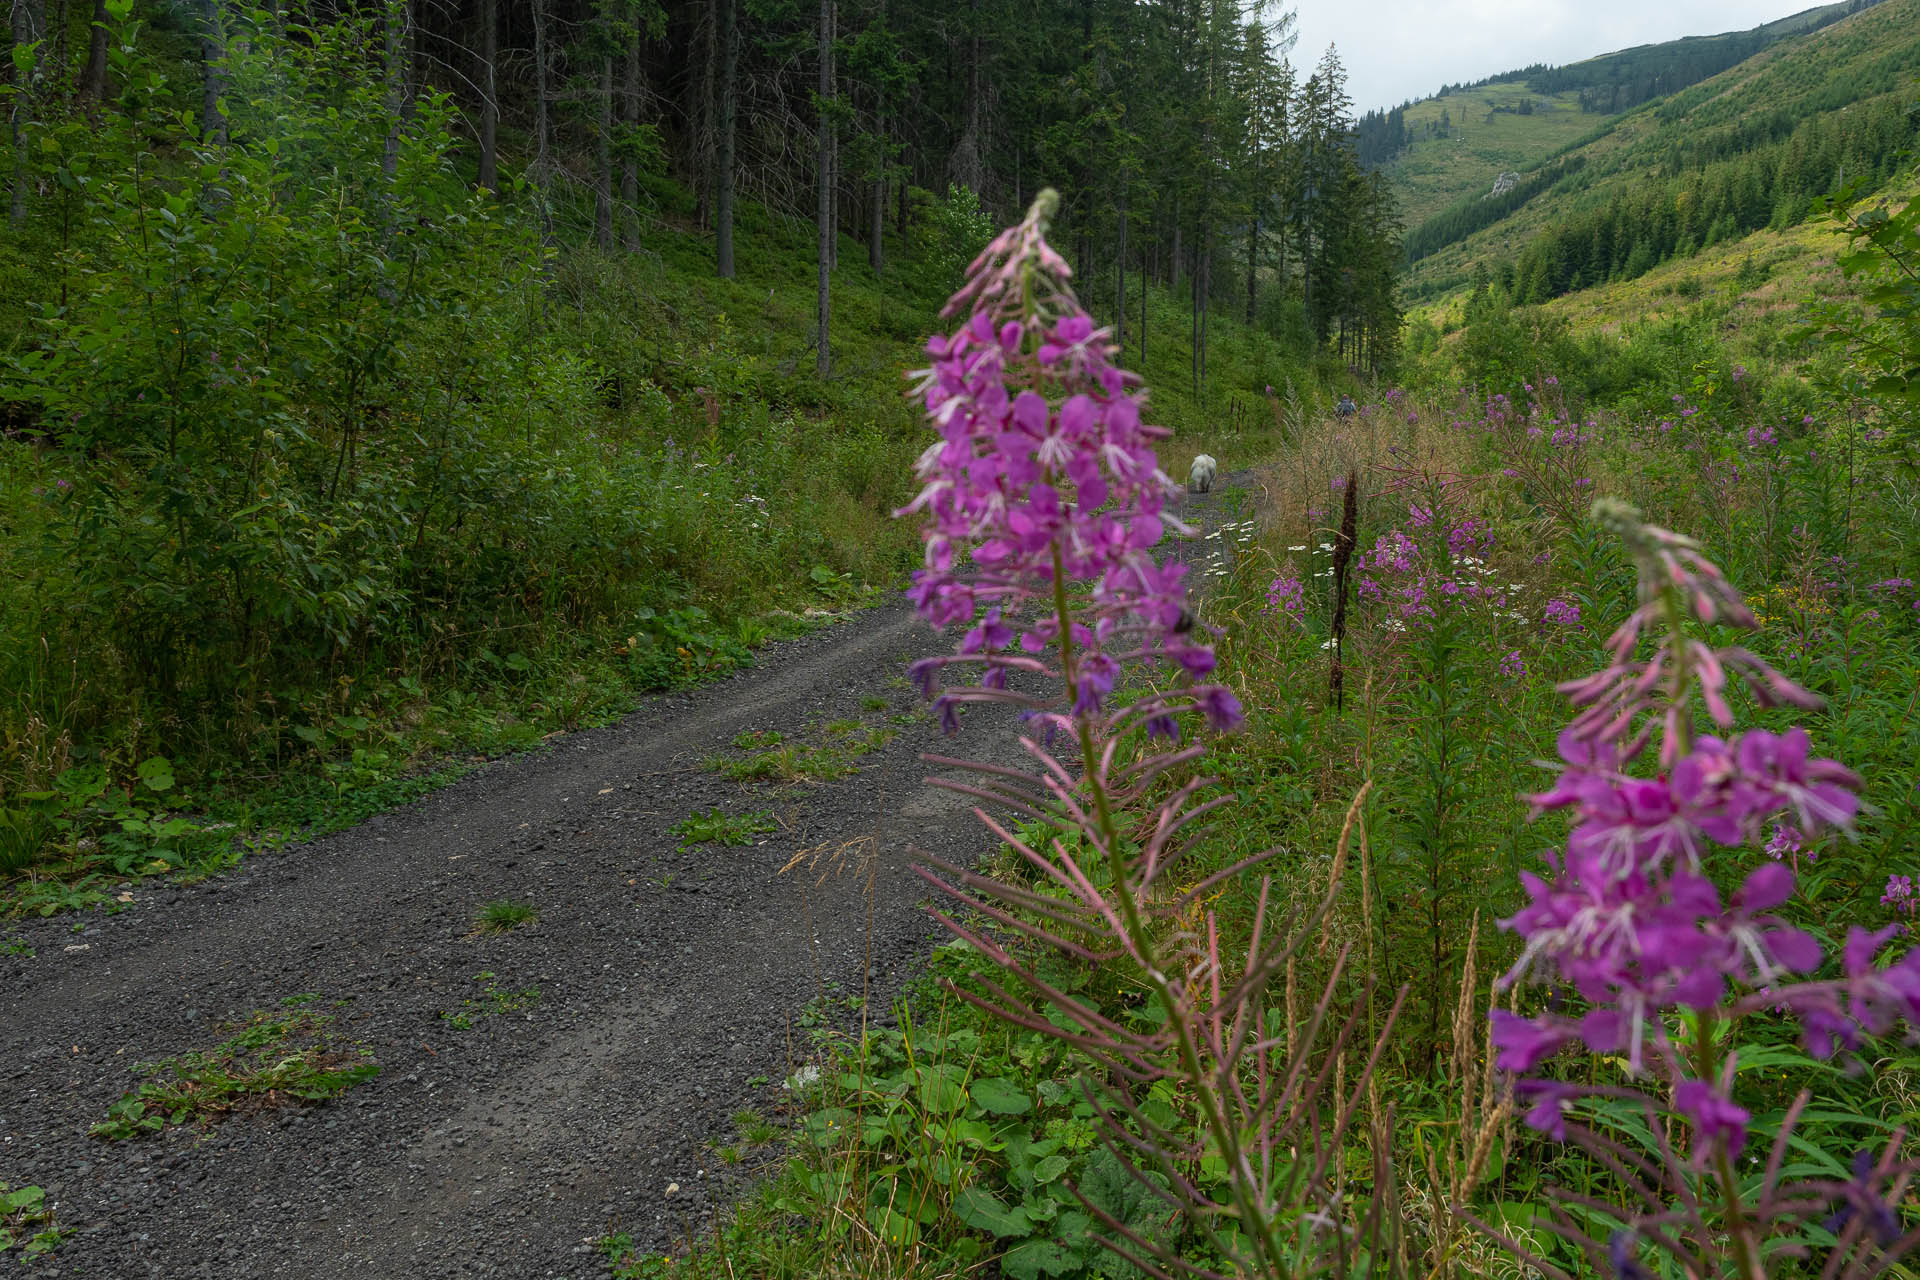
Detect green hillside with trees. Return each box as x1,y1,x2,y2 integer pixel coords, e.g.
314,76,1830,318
1399,0,1920,304
1361,2,1881,229
1365,79,1598,229
7,0,1920,1276
0,0,1396,882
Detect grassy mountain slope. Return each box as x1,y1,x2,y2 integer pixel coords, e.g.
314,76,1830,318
1385,82,1600,229
1397,0,1920,305
1379,2,1873,229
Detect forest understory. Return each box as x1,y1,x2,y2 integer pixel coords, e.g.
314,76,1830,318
4,1,1920,1277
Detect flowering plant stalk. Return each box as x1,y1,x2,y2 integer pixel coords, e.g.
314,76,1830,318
1480,498,1919,1278
901,191,1404,1278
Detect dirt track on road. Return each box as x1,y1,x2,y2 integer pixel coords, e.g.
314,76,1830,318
1,473,1254,1280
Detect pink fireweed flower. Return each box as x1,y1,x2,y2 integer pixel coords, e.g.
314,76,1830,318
1765,820,1809,866
1882,875,1915,917
1500,651,1527,678
898,189,1240,735
1448,517,1493,558
1265,575,1305,623
1543,597,1582,628
1496,500,1860,1152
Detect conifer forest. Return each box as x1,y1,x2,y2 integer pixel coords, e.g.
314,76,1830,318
2,0,1920,1276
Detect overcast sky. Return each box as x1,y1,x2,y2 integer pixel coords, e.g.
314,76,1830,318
1286,0,1816,115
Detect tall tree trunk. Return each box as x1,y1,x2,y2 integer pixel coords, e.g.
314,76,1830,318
866,0,885,272
8,0,47,226
948,0,982,193
594,37,613,249
1114,179,1126,355
815,0,833,378
380,2,405,177
200,0,227,146
696,0,717,228
715,0,737,276
476,0,498,191
77,0,107,102
621,20,641,246
827,55,837,272
531,0,551,238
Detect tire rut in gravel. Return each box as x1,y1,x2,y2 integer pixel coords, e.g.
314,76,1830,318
1,472,1259,1280
1,601,1025,1280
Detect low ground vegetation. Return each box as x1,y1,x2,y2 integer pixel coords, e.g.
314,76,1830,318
0,8,1340,924
608,185,1920,1278
88,997,378,1141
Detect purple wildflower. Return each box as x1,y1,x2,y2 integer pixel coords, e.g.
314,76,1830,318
1673,1078,1750,1155
1495,500,1861,1155
1764,821,1808,865
1447,517,1493,559
1543,597,1581,628
1265,575,1305,623
1883,875,1915,917
898,190,1240,738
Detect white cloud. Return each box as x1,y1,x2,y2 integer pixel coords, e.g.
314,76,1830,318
1287,0,1812,115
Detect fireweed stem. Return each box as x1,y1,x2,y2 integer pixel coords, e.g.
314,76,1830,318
1660,580,1695,758
1045,545,1290,1276
1691,1012,1761,1279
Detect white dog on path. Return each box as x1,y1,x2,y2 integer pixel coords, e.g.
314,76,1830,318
1188,453,1218,493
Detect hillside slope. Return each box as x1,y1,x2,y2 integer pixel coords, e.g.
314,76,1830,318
1382,82,1599,229
1374,0,1880,230
1399,0,1920,304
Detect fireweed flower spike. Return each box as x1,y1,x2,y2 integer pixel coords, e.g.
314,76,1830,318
1484,501,1919,1279
898,188,1239,738
898,192,1402,1279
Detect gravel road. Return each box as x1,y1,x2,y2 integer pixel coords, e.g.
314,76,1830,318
0,476,1251,1280
1,598,1035,1279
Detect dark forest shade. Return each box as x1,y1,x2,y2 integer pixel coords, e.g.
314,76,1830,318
0,0,1404,372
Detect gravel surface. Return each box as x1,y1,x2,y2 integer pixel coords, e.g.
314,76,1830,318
1,600,1031,1279
0,475,1250,1280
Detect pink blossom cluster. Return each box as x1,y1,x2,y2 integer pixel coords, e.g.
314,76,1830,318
1765,819,1810,866
1265,574,1305,623
1883,875,1916,917
898,190,1241,738
1491,501,1915,1156
1446,516,1493,559
1352,516,1525,627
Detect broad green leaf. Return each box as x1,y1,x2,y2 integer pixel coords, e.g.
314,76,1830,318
951,1185,1032,1239
969,1076,1033,1116
1000,1238,1079,1280
864,1205,919,1249
135,756,175,791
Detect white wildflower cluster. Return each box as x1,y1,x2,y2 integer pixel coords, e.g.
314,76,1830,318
1199,519,1261,580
